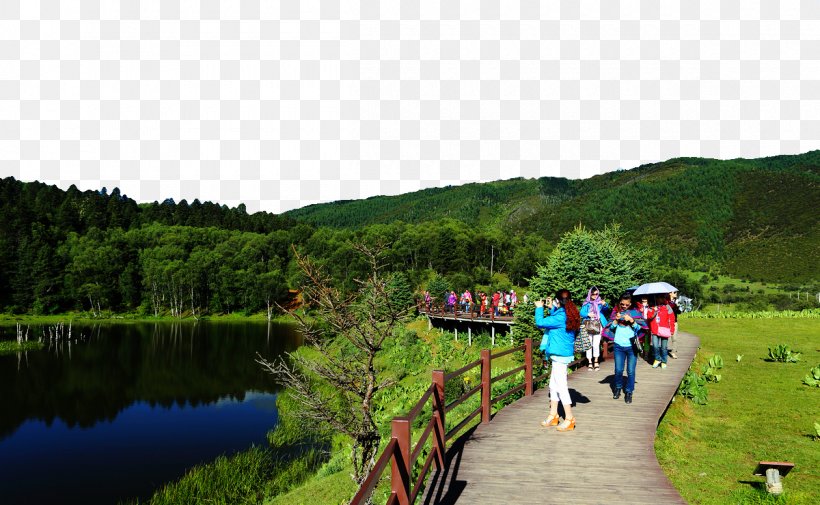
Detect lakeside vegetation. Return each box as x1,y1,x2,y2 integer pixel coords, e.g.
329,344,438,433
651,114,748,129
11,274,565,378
658,318,820,504
0,340,43,355
0,312,297,326
125,318,526,505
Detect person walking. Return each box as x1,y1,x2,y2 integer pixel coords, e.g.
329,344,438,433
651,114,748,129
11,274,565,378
637,296,652,361
668,290,681,359
647,294,676,369
447,291,457,313
535,289,582,431
579,286,609,371
492,291,501,317
602,294,648,404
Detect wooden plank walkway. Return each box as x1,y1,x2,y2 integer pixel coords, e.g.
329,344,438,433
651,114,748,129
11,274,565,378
420,309,515,325
422,331,700,505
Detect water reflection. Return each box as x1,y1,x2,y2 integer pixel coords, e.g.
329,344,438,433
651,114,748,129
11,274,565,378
0,321,301,505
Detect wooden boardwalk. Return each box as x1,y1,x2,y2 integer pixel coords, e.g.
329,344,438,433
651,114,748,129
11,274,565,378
422,331,700,505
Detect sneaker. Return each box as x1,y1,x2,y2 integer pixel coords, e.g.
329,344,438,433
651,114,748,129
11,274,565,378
669,352,678,359
624,393,633,404
652,360,661,368
661,363,668,369
613,389,621,400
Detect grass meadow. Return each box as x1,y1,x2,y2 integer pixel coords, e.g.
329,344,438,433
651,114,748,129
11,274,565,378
656,318,820,504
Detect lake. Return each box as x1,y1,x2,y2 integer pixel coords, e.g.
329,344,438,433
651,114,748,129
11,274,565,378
0,320,301,505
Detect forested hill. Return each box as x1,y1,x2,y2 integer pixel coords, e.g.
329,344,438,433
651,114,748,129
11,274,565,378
0,151,817,315
286,151,820,280
0,177,299,314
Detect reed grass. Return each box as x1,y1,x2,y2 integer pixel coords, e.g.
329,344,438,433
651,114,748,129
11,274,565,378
0,340,43,355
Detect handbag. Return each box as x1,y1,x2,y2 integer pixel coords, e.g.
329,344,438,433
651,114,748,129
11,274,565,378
629,335,642,354
575,327,592,353
583,318,603,334
657,326,672,338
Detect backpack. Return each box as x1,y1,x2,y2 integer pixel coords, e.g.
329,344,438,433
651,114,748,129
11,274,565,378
654,305,674,338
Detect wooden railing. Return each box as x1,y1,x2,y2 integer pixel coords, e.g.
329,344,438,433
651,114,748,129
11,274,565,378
350,337,587,505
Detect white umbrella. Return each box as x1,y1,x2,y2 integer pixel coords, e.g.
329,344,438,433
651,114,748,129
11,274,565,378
633,282,678,296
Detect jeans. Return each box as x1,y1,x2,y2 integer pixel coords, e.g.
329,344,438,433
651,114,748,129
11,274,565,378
652,335,669,363
613,343,637,393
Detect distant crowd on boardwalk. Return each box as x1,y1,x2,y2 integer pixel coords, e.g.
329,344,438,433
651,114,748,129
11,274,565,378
422,288,524,317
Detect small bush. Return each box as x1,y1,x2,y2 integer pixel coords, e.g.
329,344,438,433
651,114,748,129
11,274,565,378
678,370,709,405
766,344,802,363
802,365,820,387
701,354,723,383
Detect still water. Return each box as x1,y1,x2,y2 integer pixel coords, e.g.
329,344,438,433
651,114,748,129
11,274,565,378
0,321,301,505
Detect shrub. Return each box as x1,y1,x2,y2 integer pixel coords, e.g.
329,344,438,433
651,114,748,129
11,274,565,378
766,344,802,363
701,355,723,383
678,370,709,405
802,365,820,387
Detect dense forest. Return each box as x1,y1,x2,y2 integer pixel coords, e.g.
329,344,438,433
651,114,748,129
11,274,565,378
1,151,818,315
288,152,820,280
0,178,547,315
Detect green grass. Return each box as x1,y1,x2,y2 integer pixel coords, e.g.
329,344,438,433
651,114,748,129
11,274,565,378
265,467,356,505
123,446,275,505
656,318,820,504
122,447,326,505
0,340,43,355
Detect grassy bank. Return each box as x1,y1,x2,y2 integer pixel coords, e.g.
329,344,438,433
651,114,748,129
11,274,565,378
0,340,44,355
0,312,296,326
656,318,820,504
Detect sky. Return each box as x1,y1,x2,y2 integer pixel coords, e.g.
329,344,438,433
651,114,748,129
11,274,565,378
0,1,818,214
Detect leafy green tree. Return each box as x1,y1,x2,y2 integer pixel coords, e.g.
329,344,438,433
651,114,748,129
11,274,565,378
528,225,650,303
426,274,450,306
385,271,414,311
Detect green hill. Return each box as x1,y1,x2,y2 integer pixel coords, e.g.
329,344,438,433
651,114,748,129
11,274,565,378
286,152,820,283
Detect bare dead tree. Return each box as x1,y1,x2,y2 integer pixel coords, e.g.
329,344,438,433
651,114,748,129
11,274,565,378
257,243,410,490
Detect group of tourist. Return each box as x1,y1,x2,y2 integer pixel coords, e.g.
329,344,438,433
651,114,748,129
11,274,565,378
424,289,520,317
535,285,681,432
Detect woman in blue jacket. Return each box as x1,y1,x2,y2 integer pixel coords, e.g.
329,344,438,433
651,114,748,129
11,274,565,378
535,289,582,431
580,286,609,371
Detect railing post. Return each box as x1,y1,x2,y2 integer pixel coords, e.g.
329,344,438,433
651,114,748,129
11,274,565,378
431,370,446,470
481,349,491,424
390,417,411,505
524,338,533,396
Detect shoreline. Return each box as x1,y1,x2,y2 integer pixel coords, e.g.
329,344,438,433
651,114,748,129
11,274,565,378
0,312,298,326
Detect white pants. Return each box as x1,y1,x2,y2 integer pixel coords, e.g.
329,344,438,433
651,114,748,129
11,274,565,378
585,332,602,360
549,360,571,404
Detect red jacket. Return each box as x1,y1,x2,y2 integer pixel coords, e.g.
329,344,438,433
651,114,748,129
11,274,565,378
646,304,676,337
